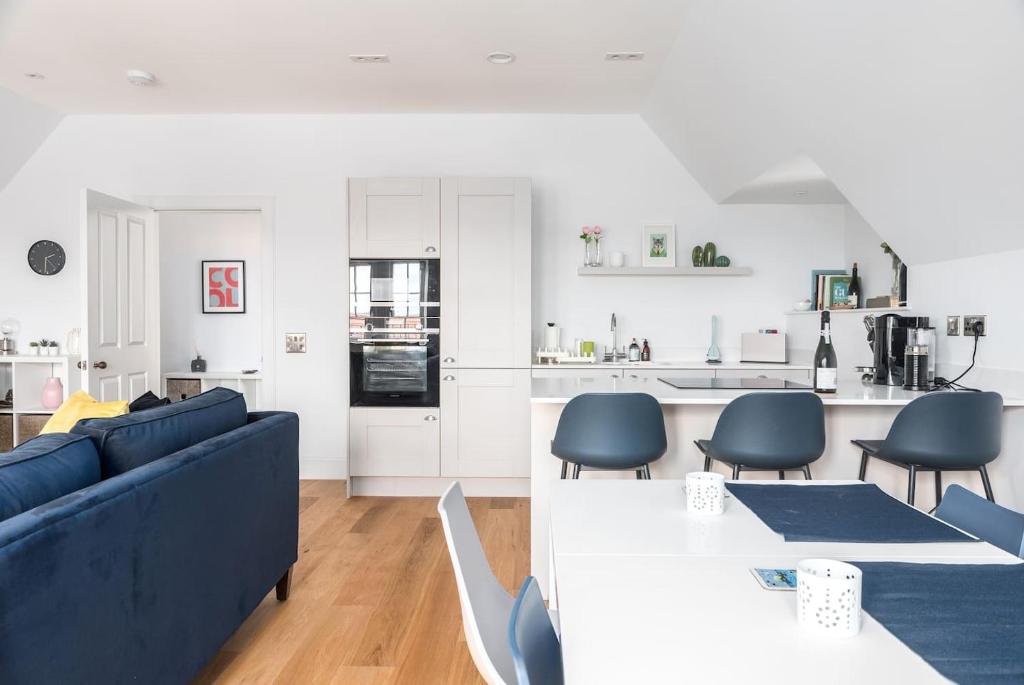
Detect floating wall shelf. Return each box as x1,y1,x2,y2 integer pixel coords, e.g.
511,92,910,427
577,266,753,277
785,306,912,316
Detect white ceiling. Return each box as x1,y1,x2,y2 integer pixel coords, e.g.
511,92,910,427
0,0,687,113
722,156,847,205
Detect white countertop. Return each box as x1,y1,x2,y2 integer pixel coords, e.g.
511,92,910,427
533,359,812,371
530,374,1024,406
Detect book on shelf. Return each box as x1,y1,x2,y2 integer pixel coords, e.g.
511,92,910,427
810,269,846,310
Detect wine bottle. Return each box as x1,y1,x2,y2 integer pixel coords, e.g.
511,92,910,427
848,262,861,308
813,311,838,393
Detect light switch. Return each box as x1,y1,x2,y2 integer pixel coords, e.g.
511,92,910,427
285,333,307,353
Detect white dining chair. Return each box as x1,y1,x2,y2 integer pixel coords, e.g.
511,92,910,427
438,481,517,685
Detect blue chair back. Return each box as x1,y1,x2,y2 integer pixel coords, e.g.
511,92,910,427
881,392,1002,468
509,576,564,685
935,484,1024,557
709,392,825,469
551,393,666,470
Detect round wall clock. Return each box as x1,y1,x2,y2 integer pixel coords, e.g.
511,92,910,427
27,240,66,276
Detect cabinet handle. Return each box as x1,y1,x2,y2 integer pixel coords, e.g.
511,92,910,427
443,375,456,381
424,246,437,253
443,357,455,363
424,415,438,421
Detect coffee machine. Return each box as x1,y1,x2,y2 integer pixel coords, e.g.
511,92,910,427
869,314,935,389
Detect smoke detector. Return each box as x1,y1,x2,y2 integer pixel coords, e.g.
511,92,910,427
487,51,515,64
349,55,390,63
126,70,157,86
24,72,45,80
605,52,645,61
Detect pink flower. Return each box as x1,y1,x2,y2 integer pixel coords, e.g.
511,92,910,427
582,226,592,235
593,225,602,235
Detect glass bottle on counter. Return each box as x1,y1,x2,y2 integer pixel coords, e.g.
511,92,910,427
813,311,838,393
641,339,651,361
628,338,641,362
848,262,861,308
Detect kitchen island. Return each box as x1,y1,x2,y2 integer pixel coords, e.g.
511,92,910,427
530,375,1024,596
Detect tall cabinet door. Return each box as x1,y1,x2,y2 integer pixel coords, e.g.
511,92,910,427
441,178,531,369
440,369,530,478
349,178,441,258
350,407,441,477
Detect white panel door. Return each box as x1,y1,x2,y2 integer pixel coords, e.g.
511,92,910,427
82,189,160,402
441,177,531,369
349,407,441,477
440,368,530,478
349,177,440,258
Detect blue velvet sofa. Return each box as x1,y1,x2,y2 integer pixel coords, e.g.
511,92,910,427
0,388,299,684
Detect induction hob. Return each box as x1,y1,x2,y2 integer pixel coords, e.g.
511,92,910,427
658,377,812,390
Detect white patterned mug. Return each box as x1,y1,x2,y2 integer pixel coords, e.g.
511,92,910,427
796,559,863,638
685,472,725,515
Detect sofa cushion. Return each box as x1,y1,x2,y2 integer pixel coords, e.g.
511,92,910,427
40,390,129,434
71,387,248,478
128,390,172,412
0,433,101,522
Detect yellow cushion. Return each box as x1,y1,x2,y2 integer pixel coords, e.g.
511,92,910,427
40,390,129,434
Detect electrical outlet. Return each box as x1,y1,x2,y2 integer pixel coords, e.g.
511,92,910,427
285,333,307,353
963,315,986,337
946,316,960,336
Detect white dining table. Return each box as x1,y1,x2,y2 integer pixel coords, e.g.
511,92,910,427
548,479,1021,684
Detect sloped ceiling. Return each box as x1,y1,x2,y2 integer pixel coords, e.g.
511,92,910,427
642,0,1024,265
0,86,62,192
722,156,847,205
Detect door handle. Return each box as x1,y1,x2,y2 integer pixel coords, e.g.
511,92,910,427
92,361,108,369
443,357,455,363
424,415,438,421
443,375,456,381
424,246,437,253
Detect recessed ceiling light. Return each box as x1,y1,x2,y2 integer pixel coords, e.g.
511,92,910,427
349,55,390,64
487,51,515,65
24,72,45,80
126,69,157,87
605,52,645,61
794,190,809,197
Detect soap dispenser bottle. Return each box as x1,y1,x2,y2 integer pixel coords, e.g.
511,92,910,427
641,339,651,362
628,338,641,362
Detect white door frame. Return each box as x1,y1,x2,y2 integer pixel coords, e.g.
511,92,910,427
136,195,278,411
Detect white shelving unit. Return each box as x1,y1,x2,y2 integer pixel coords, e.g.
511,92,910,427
0,355,81,447
577,266,752,277
162,372,263,411
785,306,912,316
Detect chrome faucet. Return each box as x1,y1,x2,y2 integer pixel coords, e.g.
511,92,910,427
605,313,624,361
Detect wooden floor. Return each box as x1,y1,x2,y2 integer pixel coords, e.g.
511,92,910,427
193,481,529,685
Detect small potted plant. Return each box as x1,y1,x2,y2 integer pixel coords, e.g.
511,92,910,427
39,339,50,356
28,341,40,356
48,340,60,356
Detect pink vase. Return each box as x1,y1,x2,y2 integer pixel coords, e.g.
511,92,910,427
42,377,64,410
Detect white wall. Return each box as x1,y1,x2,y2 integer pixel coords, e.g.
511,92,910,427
643,0,1024,266
158,210,262,373
0,113,850,476
0,86,63,193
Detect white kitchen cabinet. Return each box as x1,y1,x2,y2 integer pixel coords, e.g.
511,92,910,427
349,177,441,258
441,177,531,369
531,367,623,379
620,369,716,382
349,407,440,477
441,368,531,478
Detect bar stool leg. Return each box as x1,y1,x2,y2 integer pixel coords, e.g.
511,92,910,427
802,465,812,480
778,471,785,480
635,469,643,480
731,464,740,480
573,464,581,480
979,465,995,502
703,455,712,472
858,451,868,481
934,471,943,507
560,461,568,480
907,464,917,505
644,464,652,480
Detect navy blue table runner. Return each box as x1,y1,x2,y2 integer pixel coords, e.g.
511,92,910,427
725,483,976,543
855,562,1024,684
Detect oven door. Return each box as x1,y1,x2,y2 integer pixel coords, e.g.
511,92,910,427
350,337,439,407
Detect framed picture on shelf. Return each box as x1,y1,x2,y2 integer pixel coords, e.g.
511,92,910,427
202,260,246,314
641,224,675,267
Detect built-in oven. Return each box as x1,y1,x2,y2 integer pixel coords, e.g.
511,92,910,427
349,259,440,407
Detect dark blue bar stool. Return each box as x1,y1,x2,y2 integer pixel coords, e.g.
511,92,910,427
935,484,1024,557
551,393,667,479
852,391,1003,505
695,392,825,480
